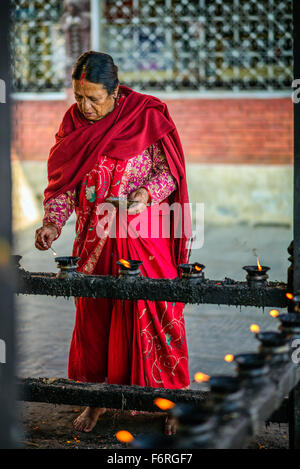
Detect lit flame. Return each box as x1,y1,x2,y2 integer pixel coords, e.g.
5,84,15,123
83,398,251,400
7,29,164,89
250,324,260,333
257,257,262,271
194,372,210,383
115,430,134,443
269,309,279,318
154,398,175,411
119,259,131,269
194,265,202,272
224,354,234,362
286,292,294,300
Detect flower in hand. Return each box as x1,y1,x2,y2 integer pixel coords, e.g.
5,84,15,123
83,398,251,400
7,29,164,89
127,188,149,215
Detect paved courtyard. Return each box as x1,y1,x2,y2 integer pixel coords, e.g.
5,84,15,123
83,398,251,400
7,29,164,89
13,218,292,449
14,218,291,385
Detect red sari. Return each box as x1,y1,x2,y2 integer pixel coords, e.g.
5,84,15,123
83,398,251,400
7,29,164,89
44,86,193,389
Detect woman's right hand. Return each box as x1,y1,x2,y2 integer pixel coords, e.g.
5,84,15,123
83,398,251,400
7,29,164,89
35,224,59,251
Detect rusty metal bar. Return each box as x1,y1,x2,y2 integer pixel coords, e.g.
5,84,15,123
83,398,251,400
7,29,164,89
15,269,287,308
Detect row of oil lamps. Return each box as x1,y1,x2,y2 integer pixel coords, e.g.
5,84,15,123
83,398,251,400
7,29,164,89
50,254,269,287
115,298,300,449
11,250,269,286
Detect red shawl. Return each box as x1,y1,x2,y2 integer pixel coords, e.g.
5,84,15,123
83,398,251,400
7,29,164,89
44,85,193,265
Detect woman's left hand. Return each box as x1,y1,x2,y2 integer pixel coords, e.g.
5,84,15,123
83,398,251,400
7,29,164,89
127,188,149,215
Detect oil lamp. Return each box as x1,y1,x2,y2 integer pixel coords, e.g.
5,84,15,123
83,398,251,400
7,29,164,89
255,331,290,363
55,256,81,279
277,313,300,337
116,259,143,277
234,353,270,386
243,256,270,287
292,294,300,313
209,375,245,421
177,263,205,281
170,402,216,449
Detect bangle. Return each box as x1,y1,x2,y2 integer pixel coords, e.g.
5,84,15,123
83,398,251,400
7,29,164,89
141,186,152,204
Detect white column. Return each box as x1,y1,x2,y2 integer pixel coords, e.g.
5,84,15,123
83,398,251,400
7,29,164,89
90,0,101,50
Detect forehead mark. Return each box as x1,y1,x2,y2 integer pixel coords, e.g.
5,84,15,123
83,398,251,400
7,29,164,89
80,65,86,87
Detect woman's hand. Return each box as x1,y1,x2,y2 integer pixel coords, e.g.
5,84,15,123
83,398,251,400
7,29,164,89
35,224,59,251
127,188,149,215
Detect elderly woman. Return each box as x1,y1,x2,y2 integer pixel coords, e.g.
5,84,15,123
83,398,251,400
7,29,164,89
35,51,192,435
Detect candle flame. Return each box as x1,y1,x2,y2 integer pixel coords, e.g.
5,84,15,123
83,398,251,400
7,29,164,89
119,259,131,268
224,354,234,362
194,372,210,383
194,265,202,272
115,430,134,443
269,309,279,318
50,246,57,256
256,257,262,271
286,292,294,300
250,324,260,333
154,398,175,411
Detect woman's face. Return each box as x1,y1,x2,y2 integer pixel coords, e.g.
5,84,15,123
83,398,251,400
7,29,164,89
73,79,119,121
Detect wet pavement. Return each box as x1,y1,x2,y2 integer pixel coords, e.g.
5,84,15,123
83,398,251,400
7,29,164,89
13,218,292,449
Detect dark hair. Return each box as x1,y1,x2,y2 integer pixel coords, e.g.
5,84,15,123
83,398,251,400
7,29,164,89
72,51,119,95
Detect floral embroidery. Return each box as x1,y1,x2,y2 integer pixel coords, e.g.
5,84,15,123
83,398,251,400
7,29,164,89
43,190,75,231
43,142,177,232
85,185,96,203
165,333,173,350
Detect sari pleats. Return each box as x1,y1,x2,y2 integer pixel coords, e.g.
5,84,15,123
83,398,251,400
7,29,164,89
68,203,190,389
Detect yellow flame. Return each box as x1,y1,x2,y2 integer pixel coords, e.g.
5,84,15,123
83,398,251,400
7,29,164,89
224,354,234,362
257,256,262,271
154,398,175,411
194,372,210,383
250,324,260,333
115,430,134,443
286,292,294,300
119,259,131,268
269,309,279,318
194,265,202,272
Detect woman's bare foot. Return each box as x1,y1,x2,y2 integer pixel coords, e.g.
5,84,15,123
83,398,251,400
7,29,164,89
165,415,177,436
73,407,106,432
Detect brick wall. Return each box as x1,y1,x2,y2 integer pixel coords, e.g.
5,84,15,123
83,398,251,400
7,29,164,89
11,97,293,164
166,98,293,165
12,100,67,162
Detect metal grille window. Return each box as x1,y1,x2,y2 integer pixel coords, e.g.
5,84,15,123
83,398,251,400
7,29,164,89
12,0,65,92
97,0,293,92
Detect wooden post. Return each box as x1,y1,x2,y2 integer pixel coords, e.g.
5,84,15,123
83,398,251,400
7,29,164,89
0,0,17,449
289,0,300,450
